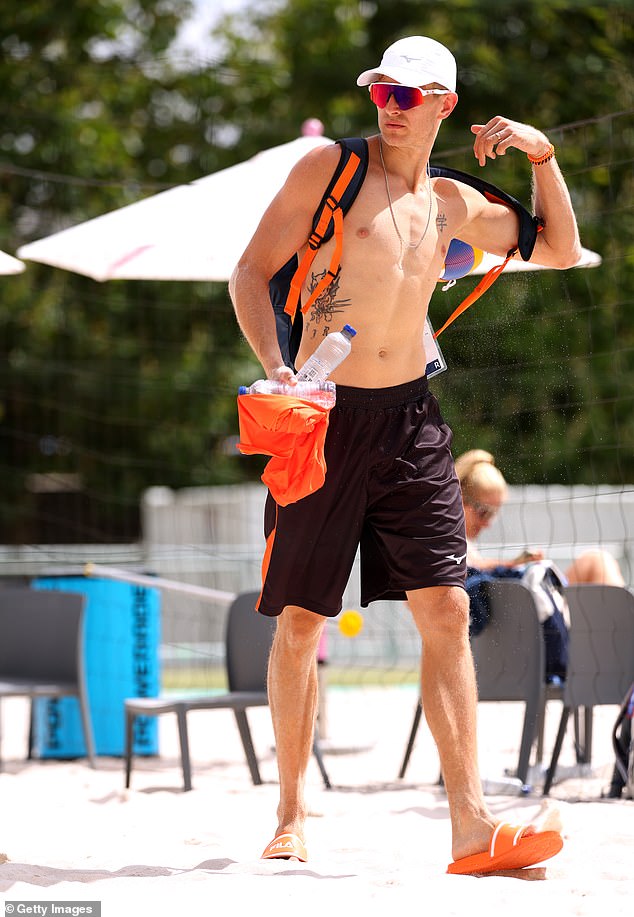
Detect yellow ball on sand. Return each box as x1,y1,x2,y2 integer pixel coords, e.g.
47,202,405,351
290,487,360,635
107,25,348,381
338,609,364,637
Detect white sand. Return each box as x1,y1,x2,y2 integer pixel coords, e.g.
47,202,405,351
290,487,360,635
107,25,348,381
1,689,632,916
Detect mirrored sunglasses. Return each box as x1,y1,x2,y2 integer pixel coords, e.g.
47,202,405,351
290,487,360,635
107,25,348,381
369,82,448,111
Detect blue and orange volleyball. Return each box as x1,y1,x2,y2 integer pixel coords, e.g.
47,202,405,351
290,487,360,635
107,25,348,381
439,238,484,282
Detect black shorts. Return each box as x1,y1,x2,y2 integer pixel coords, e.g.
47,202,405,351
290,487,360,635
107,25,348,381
257,376,467,617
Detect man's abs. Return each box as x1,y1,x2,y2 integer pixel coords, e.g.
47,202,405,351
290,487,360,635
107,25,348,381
296,271,438,388
293,197,447,387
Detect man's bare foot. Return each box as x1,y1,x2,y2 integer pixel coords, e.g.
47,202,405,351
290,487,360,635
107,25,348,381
451,814,499,863
452,801,564,863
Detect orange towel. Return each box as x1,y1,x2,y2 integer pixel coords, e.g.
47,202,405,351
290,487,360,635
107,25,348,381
236,393,332,506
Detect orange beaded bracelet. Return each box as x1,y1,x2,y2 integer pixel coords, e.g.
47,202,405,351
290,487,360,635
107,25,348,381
527,143,555,165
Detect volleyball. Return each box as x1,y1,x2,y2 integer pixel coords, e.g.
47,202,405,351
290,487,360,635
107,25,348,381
439,238,484,282
338,609,364,637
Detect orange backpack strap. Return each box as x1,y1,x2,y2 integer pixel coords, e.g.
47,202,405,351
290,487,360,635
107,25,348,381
284,143,366,320
270,137,368,369
433,250,515,338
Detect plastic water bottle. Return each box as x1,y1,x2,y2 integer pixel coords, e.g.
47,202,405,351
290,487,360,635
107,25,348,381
296,324,357,383
238,379,336,409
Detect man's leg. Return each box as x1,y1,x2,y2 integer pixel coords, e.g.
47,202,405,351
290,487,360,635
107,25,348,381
407,584,496,862
267,604,326,845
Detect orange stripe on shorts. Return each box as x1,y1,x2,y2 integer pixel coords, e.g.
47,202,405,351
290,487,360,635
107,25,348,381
256,503,278,612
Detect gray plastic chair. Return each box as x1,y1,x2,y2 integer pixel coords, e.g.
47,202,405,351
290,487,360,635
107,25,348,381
399,580,562,785
543,584,634,795
124,591,331,791
0,586,95,767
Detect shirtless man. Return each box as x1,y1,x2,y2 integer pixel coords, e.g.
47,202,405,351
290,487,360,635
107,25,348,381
229,36,581,874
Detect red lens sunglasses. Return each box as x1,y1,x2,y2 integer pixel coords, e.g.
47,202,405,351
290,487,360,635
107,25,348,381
369,82,448,111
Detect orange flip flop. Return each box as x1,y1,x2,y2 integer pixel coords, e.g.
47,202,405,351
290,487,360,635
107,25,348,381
261,833,308,862
447,822,563,875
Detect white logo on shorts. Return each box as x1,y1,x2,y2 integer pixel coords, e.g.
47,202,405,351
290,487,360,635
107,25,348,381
446,552,467,565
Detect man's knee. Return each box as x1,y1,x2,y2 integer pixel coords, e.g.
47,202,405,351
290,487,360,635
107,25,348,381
275,605,326,653
407,585,470,638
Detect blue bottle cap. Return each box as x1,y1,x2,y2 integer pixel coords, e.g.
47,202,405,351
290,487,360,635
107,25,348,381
238,386,248,395
343,324,357,336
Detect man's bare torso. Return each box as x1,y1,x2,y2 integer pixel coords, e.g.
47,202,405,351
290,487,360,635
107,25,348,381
294,141,467,389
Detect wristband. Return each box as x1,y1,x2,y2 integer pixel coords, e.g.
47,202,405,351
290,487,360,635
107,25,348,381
527,143,555,165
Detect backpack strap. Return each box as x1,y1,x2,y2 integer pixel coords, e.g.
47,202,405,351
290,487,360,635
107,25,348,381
283,137,368,321
429,164,543,338
433,251,516,338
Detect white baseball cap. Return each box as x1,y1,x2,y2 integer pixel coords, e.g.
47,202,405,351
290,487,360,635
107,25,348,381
357,36,457,93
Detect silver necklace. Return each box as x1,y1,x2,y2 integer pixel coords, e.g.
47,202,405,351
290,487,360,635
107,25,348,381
379,138,433,253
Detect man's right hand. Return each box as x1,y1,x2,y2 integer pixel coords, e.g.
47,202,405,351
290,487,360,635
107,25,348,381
268,365,297,385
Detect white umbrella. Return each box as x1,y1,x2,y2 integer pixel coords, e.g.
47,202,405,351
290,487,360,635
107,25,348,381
18,169,601,284
18,116,601,284
17,128,333,283
0,248,25,275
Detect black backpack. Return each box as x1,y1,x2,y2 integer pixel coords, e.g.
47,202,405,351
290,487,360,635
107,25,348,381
269,136,541,370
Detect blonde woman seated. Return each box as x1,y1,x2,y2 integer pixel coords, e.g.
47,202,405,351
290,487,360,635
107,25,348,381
455,449,625,680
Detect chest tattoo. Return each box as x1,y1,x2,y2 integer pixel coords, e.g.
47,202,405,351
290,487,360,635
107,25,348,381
306,267,351,337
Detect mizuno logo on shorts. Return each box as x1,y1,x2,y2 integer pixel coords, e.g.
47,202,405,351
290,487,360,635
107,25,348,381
446,552,467,565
